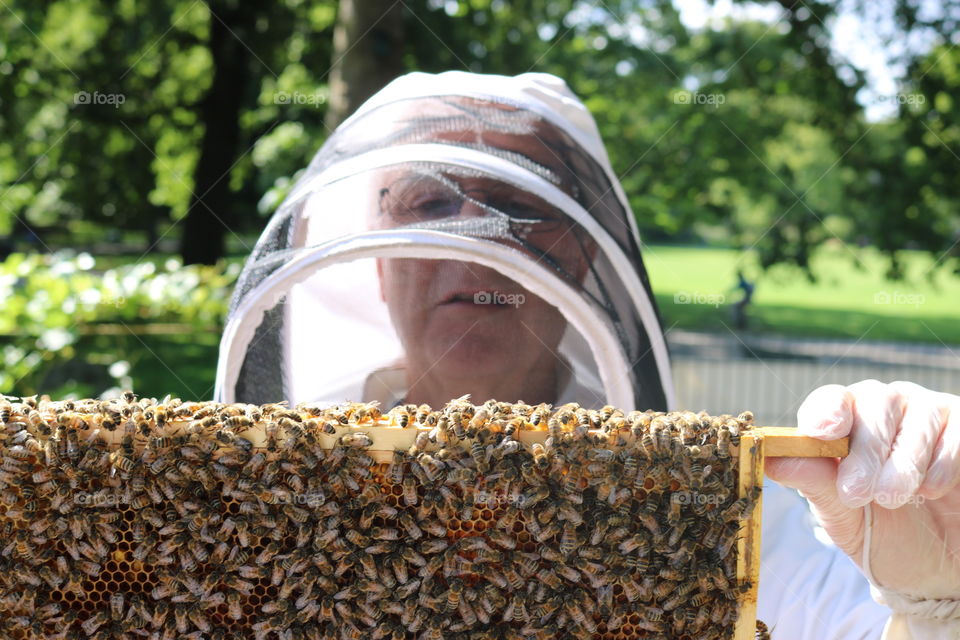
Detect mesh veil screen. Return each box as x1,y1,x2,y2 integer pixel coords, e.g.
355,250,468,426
221,87,669,411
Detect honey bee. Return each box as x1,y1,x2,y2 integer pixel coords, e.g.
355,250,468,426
339,432,373,449
74,558,101,577
597,404,615,424
390,405,412,428
217,428,254,452
218,404,246,419
711,525,739,564
81,610,110,635
634,424,657,460
466,439,490,477
554,522,580,556
223,415,253,431
717,424,731,458
109,447,136,474
365,526,397,541
526,403,548,428
351,401,381,423
406,403,430,427
438,577,464,612
721,492,756,522
6,443,35,462
109,593,125,621
392,474,419,509
521,443,548,472
511,482,545,510
564,599,596,634
460,406,489,438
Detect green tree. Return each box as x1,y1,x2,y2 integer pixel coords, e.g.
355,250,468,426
1,0,958,276
0,0,338,263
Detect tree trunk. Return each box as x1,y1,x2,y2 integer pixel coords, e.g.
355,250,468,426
180,2,252,265
325,0,405,130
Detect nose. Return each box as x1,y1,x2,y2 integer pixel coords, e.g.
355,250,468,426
457,189,491,219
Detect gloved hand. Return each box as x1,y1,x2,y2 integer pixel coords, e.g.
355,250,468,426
764,380,960,639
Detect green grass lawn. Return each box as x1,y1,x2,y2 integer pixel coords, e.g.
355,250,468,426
643,243,960,345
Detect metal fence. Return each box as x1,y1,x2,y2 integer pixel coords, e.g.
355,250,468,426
667,331,960,427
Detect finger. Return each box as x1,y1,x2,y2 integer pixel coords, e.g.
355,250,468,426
873,382,945,508
797,384,855,439
836,380,903,509
920,394,960,500
764,457,864,559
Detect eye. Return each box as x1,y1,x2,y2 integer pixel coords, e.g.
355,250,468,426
489,196,549,219
391,182,460,221
409,195,460,220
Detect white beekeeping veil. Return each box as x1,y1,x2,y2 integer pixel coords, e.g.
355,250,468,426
215,71,674,411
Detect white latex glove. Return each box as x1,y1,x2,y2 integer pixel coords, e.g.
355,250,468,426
765,380,960,639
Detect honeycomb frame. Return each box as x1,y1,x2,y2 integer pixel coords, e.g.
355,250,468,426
0,395,769,640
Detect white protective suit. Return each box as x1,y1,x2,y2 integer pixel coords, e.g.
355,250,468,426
215,71,920,639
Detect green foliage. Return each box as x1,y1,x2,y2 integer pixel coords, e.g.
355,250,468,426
0,252,238,398
0,0,336,245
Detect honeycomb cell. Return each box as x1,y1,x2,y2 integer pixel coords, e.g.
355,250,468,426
480,509,494,520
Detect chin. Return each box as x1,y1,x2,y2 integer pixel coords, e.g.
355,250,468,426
427,328,520,376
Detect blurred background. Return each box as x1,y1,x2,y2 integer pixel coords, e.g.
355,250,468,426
1,0,958,425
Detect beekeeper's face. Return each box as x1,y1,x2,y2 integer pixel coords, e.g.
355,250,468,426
371,99,595,402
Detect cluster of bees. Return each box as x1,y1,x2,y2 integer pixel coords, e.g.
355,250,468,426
0,393,770,640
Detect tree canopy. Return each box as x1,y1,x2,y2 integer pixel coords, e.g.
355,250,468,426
1,0,957,276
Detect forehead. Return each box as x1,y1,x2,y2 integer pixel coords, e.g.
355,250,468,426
380,97,577,185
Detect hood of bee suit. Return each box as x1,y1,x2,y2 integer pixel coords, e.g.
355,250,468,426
214,70,674,411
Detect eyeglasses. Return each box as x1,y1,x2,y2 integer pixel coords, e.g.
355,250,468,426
377,173,572,244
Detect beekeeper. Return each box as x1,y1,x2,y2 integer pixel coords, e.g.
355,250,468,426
215,71,959,639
